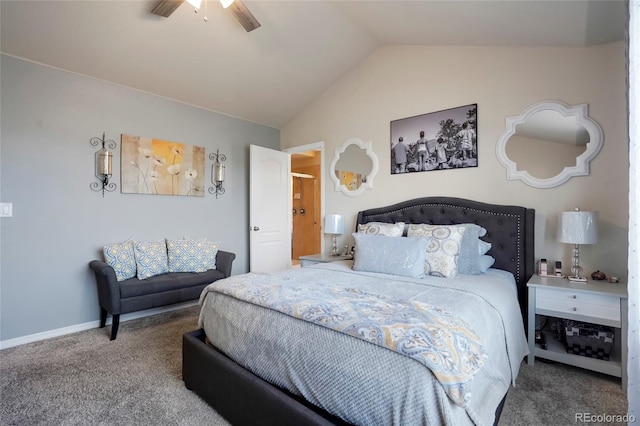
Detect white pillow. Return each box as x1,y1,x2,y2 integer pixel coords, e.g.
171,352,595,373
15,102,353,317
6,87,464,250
357,222,405,237
352,233,430,278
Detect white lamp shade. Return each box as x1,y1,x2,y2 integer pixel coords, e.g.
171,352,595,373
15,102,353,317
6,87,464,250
325,214,344,235
186,0,202,9
557,210,598,244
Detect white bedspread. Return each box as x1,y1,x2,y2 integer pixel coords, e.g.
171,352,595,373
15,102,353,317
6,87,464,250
199,261,529,426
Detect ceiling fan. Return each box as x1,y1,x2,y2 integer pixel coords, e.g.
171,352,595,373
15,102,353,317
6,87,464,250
151,0,261,32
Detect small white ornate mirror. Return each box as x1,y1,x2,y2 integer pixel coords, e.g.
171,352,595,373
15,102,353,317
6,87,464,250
496,100,603,189
329,138,379,197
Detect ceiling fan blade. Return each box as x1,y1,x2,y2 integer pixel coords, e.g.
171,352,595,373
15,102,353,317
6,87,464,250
151,0,186,17
228,0,261,32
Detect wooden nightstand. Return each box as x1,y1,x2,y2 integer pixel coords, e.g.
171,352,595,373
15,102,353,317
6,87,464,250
298,254,353,267
527,275,628,389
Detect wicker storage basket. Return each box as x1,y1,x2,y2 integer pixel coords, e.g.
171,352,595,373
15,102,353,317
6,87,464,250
563,320,614,360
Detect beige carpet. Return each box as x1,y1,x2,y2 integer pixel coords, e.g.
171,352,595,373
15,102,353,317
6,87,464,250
0,306,628,425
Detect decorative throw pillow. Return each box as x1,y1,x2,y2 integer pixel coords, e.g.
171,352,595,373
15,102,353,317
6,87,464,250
352,233,430,278
200,240,219,271
133,240,169,280
166,239,219,273
478,255,496,273
458,225,488,274
406,224,464,278
357,222,405,237
408,223,488,275
478,240,491,255
103,239,136,281
449,223,486,265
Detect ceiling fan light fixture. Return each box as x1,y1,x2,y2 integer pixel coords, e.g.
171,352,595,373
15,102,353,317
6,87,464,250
220,0,235,9
186,0,202,10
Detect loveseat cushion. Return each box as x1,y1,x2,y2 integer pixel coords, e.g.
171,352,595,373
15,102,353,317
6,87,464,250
119,269,225,299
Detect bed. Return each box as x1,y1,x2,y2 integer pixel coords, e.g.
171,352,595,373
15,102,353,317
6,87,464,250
183,196,535,425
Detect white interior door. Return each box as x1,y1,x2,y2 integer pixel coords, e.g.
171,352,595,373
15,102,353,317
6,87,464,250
249,145,291,272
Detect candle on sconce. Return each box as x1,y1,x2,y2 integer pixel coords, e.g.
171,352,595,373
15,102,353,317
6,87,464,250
215,162,225,183
99,149,113,176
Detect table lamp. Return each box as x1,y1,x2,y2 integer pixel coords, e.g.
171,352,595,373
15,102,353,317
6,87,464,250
557,208,598,282
325,213,344,256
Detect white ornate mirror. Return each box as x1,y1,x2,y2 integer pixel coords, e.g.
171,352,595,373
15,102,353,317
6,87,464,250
329,138,379,197
496,100,603,189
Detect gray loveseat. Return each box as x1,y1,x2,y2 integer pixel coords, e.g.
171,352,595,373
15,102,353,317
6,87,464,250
89,250,235,340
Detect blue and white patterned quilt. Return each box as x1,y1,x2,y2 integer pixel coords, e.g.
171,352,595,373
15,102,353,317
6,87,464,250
209,275,486,406
199,261,529,426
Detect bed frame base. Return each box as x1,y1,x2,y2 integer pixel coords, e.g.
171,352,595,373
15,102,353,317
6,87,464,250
183,329,348,425
183,329,506,425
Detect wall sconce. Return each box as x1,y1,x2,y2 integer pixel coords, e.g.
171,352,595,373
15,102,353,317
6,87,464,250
90,132,117,197
208,149,226,198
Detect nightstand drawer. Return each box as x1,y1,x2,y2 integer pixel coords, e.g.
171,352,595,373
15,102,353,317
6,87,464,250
536,287,620,308
536,289,620,322
536,297,620,321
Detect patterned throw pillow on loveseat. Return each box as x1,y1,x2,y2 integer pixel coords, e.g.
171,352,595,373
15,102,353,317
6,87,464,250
103,239,137,281
166,239,219,273
133,240,169,280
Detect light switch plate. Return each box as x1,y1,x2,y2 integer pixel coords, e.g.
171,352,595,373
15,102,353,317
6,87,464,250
0,202,13,217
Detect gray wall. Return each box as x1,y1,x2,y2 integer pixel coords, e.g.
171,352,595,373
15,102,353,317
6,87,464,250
0,55,280,342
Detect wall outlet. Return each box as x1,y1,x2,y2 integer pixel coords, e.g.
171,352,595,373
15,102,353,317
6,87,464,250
0,202,13,217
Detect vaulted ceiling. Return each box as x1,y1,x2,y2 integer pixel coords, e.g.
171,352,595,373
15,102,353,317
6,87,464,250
0,0,626,129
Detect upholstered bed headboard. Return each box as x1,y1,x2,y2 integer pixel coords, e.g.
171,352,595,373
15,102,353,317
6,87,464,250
356,196,535,320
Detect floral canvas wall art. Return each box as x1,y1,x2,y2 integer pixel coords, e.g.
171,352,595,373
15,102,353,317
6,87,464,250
121,134,205,197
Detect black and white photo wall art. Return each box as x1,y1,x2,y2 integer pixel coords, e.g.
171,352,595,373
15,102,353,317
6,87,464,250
390,104,477,174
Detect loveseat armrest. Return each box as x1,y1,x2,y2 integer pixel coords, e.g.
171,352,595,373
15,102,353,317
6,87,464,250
89,260,122,314
216,250,236,278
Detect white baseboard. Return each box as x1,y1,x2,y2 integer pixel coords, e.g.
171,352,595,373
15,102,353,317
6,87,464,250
0,301,198,350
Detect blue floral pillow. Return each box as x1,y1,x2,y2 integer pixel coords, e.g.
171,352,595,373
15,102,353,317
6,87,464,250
103,239,136,281
167,239,218,273
133,240,169,280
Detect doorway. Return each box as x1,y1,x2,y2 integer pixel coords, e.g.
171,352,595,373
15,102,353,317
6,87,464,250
291,172,319,263
286,143,324,266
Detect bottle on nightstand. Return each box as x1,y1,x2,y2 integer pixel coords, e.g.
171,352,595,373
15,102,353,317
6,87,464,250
554,261,562,277
538,259,547,276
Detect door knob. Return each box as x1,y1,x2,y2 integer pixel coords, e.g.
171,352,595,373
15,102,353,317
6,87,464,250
251,226,260,231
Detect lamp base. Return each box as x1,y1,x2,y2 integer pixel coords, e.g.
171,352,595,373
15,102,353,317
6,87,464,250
568,275,587,283
330,235,340,256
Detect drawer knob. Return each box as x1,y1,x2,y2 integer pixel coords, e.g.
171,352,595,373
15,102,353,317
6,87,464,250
572,307,577,311
570,295,577,299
